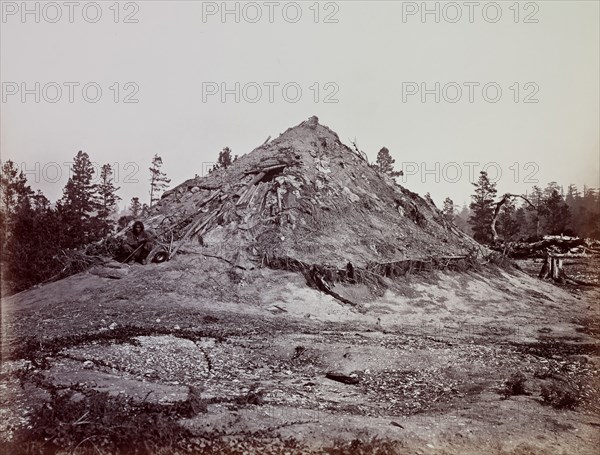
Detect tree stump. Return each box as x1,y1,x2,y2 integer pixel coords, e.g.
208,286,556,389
539,255,565,283
537,253,599,287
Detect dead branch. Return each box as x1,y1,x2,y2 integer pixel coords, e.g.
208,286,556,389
349,138,370,163
491,193,537,242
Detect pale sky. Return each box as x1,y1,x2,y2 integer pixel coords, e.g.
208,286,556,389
1,0,599,210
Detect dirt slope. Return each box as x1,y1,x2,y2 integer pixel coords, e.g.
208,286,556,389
1,255,599,454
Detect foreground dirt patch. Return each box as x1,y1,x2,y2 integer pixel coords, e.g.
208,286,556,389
1,256,599,454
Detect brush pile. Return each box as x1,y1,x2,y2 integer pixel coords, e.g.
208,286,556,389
141,116,478,273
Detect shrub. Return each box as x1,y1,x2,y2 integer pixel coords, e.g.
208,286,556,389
540,381,579,409
501,372,529,398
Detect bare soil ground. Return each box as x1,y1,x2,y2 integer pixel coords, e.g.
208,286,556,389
1,256,599,454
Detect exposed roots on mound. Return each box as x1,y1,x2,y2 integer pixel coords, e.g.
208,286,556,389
261,255,367,308
366,255,478,277
261,253,480,308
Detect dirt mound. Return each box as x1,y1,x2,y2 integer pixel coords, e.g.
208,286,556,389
144,116,477,270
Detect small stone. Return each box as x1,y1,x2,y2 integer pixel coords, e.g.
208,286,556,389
83,360,94,369
70,392,85,402
109,322,117,330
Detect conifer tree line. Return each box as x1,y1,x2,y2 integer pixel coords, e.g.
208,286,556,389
2,149,598,294
443,171,600,244
0,151,171,293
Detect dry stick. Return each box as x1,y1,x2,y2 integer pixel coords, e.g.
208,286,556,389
168,216,206,260
201,253,237,267
241,185,259,206
70,436,95,455
140,191,222,259
236,182,259,205
37,252,105,286
154,191,221,237
169,211,218,260
197,189,221,208
244,164,286,177
123,243,146,264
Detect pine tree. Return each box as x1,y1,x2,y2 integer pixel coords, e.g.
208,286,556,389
211,147,237,172
97,164,121,235
541,188,570,235
455,205,472,234
57,151,100,247
524,185,544,239
373,147,402,178
543,181,562,200
31,190,50,212
442,197,455,224
1,160,34,282
6,200,63,292
149,154,171,207
468,171,497,243
0,160,33,215
514,207,527,240
129,197,142,217
578,187,600,238
117,215,134,229
565,184,579,207
2,170,63,293
497,198,519,241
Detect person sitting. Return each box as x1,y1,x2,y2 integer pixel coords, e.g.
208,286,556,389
122,221,154,264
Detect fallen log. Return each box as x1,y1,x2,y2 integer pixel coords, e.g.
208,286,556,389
325,372,360,385
244,163,287,176
507,238,586,258
563,274,600,287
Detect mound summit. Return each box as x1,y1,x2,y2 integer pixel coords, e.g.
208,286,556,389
143,116,477,272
